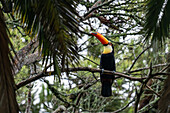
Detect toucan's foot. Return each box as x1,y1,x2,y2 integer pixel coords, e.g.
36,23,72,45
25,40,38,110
113,71,115,73
101,69,104,74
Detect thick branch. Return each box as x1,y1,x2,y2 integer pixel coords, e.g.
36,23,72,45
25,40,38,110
15,67,142,90
61,67,144,82
16,67,170,90
15,72,48,90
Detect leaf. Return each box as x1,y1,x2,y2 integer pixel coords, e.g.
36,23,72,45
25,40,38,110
144,0,170,48
12,0,81,68
53,54,61,82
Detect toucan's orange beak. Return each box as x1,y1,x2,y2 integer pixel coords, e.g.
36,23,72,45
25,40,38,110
91,32,109,45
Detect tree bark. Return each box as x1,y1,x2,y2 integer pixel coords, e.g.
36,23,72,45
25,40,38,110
0,9,19,112
158,52,170,113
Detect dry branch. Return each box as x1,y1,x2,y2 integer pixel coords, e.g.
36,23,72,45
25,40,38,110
16,66,170,90
129,63,169,73
83,0,114,20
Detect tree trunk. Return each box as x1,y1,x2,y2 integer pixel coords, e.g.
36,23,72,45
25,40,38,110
158,52,170,113
0,9,19,112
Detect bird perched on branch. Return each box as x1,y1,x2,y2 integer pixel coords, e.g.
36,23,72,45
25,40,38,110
91,32,116,97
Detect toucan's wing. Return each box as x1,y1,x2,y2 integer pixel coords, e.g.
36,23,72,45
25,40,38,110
100,53,116,71
100,57,103,69
112,45,116,71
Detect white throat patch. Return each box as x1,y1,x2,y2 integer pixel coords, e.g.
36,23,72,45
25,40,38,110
103,45,112,54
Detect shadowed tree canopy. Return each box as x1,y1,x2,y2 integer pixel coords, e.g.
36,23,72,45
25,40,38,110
0,0,169,112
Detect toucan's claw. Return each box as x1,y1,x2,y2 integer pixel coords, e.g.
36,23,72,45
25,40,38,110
101,69,104,74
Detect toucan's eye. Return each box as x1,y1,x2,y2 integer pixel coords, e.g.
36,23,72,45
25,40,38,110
103,42,112,46
108,42,112,45
91,32,97,35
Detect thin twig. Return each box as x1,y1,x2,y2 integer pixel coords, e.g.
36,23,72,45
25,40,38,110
43,80,78,108
79,54,99,66
146,85,161,97
129,63,169,73
25,87,32,113
159,65,170,72
128,45,151,72
134,62,153,113
113,99,135,113
83,0,115,20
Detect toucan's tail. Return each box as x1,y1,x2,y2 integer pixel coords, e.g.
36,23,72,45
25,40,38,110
101,82,112,97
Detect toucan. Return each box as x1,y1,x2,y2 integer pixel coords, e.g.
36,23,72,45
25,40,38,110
91,32,116,97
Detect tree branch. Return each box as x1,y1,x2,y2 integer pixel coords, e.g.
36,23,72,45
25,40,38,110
15,67,142,90
61,67,144,82
16,67,170,90
113,98,135,113
134,62,153,113
146,85,160,97
79,54,99,66
15,72,48,90
129,63,169,73
83,0,115,20
128,45,151,72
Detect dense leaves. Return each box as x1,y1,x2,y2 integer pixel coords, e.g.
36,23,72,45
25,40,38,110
0,0,169,112
144,0,170,47
13,0,81,73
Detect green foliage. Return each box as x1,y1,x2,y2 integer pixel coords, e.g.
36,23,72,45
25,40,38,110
144,0,170,48
15,66,29,83
1,0,169,112
13,0,81,77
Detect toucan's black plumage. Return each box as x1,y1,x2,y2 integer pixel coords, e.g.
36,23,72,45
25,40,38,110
91,32,116,97
100,45,116,97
